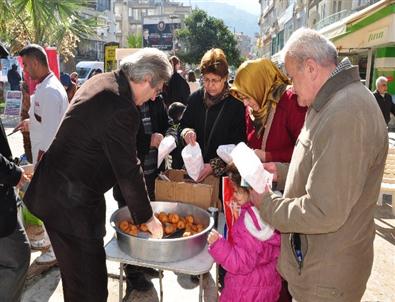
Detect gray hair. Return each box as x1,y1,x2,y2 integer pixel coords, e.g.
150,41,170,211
282,28,338,68
120,48,172,87
376,76,388,88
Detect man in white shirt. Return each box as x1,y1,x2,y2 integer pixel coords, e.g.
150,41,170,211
17,44,68,267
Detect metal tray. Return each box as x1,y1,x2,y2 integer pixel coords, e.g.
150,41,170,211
110,201,214,263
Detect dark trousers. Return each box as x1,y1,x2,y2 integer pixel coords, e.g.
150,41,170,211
0,219,30,302
46,227,108,302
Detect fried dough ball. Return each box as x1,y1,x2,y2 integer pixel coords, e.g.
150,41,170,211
176,220,185,229
158,212,169,223
196,224,204,233
183,231,192,237
127,225,139,236
140,223,148,232
185,215,194,224
170,213,180,224
119,220,129,232
164,223,175,235
191,224,198,232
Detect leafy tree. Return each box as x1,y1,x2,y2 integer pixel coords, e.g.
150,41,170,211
127,33,142,48
0,0,96,61
177,9,241,67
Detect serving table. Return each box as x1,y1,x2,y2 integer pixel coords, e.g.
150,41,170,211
105,236,215,302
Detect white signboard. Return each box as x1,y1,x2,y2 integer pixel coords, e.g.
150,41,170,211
4,90,22,116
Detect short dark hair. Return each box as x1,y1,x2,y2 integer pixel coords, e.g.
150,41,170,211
19,44,48,67
168,102,186,123
187,70,196,82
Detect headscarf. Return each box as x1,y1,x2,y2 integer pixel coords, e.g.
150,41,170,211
230,59,290,137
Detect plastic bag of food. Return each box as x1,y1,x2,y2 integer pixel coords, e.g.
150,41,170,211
157,136,176,168
216,144,236,164
230,142,273,193
181,143,204,181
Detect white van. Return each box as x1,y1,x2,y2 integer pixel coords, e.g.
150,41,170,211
76,61,104,85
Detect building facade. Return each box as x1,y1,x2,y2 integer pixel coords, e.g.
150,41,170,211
258,0,394,93
113,0,191,48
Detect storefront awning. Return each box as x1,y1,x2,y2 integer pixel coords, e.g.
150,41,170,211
320,0,395,50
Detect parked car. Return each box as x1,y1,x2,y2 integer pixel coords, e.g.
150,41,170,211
76,61,104,86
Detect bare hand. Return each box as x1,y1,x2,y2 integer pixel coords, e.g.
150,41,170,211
150,133,164,148
146,215,163,239
196,163,212,182
254,149,266,162
16,169,30,189
207,229,221,245
183,130,196,146
263,162,278,182
15,119,30,133
249,185,270,207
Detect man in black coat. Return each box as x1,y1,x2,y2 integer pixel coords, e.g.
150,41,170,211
373,76,395,125
7,64,21,91
0,118,30,301
23,48,173,302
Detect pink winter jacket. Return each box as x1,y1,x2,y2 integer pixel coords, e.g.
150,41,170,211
209,202,281,302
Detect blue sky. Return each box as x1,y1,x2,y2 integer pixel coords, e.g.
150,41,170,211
176,0,261,15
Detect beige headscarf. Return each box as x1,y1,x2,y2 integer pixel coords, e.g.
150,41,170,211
230,59,290,137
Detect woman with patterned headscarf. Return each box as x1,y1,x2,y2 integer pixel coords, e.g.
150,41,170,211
230,59,307,163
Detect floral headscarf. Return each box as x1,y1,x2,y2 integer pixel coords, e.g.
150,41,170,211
230,59,290,136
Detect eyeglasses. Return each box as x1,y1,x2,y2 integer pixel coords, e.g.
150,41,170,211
202,77,223,86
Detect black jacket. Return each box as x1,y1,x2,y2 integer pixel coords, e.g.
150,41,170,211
180,88,246,163
136,96,170,166
0,119,22,237
373,91,395,125
23,70,152,239
163,72,190,107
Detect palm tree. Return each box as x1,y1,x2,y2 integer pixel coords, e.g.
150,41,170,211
0,0,97,60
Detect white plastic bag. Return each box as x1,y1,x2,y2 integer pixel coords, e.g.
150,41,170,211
181,143,204,181
157,136,176,168
230,142,273,193
216,144,236,164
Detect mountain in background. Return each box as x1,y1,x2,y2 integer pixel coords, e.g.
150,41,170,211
177,1,260,37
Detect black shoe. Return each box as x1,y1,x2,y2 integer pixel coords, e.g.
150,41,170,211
136,266,160,278
126,273,154,293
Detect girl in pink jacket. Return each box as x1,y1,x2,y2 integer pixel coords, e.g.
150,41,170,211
208,164,281,302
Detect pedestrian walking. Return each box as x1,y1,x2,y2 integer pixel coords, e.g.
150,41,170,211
7,64,21,91
373,76,395,125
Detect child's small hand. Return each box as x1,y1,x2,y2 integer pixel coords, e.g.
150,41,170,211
207,229,220,245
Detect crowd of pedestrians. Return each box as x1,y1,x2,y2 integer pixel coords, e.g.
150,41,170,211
0,27,392,302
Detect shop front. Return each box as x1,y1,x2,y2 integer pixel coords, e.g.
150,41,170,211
320,0,395,94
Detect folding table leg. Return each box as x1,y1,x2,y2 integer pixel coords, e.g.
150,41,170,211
119,263,124,302
199,274,204,302
159,269,164,302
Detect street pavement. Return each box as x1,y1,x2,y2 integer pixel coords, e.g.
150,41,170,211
2,115,394,302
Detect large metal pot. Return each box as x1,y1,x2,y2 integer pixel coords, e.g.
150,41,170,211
110,201,214,263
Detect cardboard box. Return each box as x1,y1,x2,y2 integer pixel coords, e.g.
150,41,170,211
155,169,220,209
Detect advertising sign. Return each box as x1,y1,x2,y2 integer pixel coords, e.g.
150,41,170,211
104,42,119,72
143,16,181,51
4,90,22,116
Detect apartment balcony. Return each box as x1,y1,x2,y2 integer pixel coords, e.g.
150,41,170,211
314,9,350,30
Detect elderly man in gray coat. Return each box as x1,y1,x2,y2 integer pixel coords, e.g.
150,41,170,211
252,28,388,302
